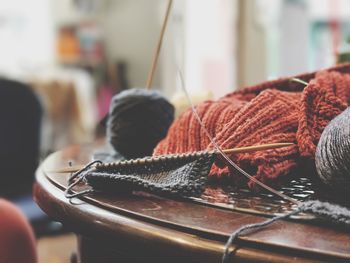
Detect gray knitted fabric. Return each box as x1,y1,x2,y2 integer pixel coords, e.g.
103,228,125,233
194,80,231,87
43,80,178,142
67,151,216,198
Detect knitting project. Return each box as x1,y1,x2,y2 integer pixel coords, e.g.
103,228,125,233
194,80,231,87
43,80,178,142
65,152,216,199
154,64,350,188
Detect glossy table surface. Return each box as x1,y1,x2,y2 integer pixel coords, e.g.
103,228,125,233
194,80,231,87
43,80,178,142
34,142,350,262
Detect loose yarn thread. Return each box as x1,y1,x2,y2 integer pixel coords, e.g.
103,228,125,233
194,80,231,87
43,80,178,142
222,200,350,263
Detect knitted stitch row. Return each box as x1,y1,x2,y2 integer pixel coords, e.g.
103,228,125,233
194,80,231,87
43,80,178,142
153,64,350,188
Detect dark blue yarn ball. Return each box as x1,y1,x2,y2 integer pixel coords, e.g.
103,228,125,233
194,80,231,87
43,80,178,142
107,88,174,159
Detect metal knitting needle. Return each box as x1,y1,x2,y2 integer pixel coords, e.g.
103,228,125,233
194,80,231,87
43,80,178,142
48,142,294,173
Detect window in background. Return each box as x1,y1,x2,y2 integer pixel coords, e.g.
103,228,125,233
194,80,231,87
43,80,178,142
162,0,237,99
184,0,237,98
309,0,350,69
0,0,54,79
262,0,350,80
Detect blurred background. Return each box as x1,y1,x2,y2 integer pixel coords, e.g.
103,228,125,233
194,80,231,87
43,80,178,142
0,0,350,262
1,0,349,152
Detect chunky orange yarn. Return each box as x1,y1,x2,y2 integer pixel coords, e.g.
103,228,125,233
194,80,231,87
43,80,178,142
154,64,350,188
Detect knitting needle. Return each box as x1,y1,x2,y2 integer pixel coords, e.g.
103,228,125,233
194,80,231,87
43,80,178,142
146,0,173,89
290,77,308,86
221,142,294,155
48,142,294,173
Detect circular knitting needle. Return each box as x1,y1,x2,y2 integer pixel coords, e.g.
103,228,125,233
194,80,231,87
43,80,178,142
47,142,294,173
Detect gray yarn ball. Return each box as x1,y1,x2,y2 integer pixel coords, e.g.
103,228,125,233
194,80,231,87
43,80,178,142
106,88,174,159
315,107,350,194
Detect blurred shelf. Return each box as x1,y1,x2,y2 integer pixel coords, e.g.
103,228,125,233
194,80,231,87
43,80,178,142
58,57,103,68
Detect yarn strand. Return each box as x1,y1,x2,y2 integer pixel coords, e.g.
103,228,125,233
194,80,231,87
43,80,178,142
222,200,350,262
222,210,300,263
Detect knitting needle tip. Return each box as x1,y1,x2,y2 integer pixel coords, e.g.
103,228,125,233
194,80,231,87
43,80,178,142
222,142,294,155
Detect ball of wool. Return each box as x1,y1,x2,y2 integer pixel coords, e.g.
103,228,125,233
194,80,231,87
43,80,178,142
107,88,174,159
315,107,350,194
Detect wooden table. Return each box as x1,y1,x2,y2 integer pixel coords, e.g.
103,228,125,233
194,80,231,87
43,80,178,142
34,142,350,263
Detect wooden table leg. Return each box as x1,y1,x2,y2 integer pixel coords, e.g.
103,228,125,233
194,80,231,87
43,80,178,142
77,235,145,263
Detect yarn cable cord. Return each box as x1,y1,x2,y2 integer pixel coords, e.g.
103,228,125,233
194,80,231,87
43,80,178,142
177,70,299,205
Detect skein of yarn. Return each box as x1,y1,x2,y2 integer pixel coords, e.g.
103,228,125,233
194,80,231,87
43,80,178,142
107,88,174,159
315,107,350,195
